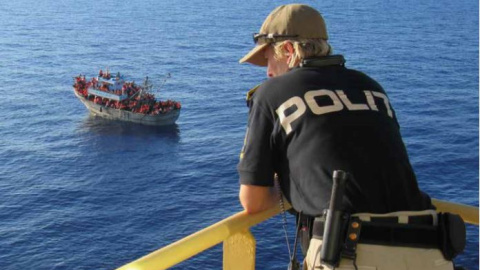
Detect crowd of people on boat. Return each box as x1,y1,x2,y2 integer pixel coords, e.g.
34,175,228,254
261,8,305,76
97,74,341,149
73,74,181,115
98,69,111,79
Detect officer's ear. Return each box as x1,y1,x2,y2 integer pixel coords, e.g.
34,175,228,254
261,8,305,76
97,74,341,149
283,42,295,57
283,42,297,67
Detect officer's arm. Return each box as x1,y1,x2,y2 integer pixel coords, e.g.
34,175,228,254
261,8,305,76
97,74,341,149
239,184,279,214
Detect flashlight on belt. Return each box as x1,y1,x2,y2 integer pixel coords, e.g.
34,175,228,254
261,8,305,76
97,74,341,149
320,170,350,267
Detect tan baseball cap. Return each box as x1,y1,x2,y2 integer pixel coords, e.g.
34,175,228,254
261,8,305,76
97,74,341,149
239,4,329,66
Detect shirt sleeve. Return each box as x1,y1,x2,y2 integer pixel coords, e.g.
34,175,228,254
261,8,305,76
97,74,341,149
237,100,275,186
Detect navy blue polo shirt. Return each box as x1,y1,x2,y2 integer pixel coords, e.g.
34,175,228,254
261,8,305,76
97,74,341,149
237,56,432,217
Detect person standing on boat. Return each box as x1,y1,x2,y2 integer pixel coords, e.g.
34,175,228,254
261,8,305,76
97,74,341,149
237,4,461,270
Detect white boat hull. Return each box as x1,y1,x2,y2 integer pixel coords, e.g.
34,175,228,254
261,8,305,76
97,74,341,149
74,89,180,126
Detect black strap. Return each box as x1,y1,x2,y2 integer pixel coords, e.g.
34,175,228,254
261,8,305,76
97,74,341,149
312,215,439,249
360,223,439,248
368,215,434,225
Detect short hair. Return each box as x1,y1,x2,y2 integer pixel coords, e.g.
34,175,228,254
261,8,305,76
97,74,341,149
272,39,332,68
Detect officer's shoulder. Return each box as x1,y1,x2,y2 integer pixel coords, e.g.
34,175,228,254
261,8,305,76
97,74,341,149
345,67,372,79
344,67,385,90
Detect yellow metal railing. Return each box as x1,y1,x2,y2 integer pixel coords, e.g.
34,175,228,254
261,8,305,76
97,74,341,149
117,199,478,270
431,198,479,225
117,203,291,270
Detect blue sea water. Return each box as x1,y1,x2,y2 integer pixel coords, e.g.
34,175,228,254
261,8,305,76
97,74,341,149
0,0,478,269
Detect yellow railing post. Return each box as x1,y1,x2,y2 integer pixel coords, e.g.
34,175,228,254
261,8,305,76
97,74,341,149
223,230,256,270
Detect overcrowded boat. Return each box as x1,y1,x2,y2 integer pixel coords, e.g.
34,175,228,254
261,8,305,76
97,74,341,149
73,70,181,126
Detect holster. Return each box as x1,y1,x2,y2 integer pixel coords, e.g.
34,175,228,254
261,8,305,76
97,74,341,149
437,212,466,260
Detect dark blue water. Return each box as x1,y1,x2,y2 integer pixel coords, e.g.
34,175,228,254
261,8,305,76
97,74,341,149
0,0,478,269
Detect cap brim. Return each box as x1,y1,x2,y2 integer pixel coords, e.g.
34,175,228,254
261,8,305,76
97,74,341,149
239,43,269,66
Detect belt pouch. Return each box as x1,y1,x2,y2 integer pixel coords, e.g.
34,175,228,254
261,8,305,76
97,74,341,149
438,213,466,260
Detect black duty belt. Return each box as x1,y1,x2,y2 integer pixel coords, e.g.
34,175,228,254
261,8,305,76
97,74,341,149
312,214,440,249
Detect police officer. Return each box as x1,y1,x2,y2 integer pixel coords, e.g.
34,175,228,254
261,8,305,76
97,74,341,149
237,4,457,270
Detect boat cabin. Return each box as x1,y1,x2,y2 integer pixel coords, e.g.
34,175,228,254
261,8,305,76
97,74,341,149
88,72,128,101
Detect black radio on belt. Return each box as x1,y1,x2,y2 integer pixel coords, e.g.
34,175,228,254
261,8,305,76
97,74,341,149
320,170,350,267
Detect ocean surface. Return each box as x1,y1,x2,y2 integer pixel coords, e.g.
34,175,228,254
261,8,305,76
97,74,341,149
0,0,478,269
